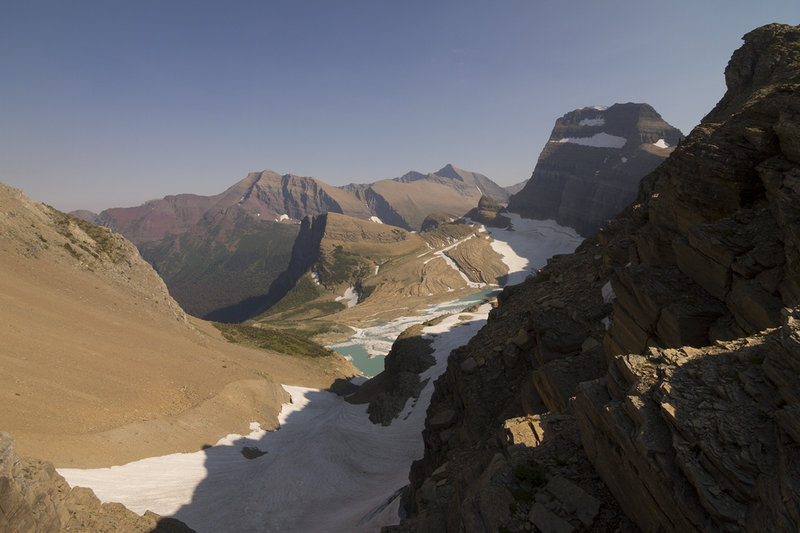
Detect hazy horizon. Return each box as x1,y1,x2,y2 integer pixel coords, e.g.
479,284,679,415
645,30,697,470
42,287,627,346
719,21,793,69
2,1,798,213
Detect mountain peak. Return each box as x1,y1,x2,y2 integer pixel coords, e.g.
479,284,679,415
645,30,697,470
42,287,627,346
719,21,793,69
508,101,684,235
435,163,466,181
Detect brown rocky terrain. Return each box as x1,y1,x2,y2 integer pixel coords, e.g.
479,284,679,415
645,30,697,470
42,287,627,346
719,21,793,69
508,102,683,236
345,323,436,425
464,195,512,228
0,182,357,472
1,431,193,532
387,23,800,532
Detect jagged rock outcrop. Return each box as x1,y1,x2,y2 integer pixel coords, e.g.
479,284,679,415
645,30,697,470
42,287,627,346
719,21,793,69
508,102,683,236
389,23,800,533
573,22,800,531
0,431,193,532
464,195,511,228
346,323,436,425
420,212,460,232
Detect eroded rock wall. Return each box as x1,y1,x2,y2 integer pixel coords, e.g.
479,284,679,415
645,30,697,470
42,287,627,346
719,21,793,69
508,103,683,236
389,23,800,533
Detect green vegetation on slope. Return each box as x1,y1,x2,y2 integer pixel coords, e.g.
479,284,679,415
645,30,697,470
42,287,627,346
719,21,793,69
141,213,300,320
318,245,373,285
50,210,129,265
257,274,346,319
213,322,335,358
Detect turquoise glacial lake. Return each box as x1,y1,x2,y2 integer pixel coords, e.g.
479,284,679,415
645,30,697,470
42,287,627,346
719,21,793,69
328,288,499,377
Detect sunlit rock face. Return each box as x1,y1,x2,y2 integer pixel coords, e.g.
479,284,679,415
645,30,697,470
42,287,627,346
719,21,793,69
508,102,683,236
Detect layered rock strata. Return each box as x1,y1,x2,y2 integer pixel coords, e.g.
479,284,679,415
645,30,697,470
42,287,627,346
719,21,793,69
389,23,800,532
508,102,683,236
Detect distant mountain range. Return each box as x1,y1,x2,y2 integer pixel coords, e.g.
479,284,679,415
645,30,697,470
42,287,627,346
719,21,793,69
78,164,509,320
75,105,681,322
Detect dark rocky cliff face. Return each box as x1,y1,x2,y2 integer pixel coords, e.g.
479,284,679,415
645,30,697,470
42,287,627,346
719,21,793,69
388,23,800,533
508,102,683,236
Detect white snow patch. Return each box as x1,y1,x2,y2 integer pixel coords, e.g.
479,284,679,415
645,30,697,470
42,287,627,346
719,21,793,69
579,117,605,127
58,299,497,532
336,287,360,308
310,271,321,285
554,132,627,149
621,156,628,163
653,138,670,148
374,264,380,275
601,281,616,303
466,213,583,286
602,316,612,330
276,214,289,222
369,216,383,224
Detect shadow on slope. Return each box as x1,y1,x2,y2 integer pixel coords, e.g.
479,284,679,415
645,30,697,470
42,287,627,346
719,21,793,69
202,293,275,323
165,313,493,532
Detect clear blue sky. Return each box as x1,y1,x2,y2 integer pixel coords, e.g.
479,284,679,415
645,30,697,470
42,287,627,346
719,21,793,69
2,1,798,212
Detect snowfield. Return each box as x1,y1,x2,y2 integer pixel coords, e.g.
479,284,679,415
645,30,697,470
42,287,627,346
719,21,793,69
335,286,360,308
467,213,583,285
553,131,627,148
60,305,494,533
578,117,605,127
653,138,670,148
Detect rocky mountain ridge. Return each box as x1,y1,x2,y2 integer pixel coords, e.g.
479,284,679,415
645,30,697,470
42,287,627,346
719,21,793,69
92,164,508,321
508,102,683,236
387,23,800,532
